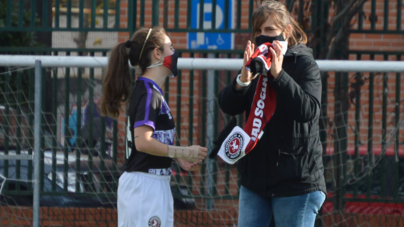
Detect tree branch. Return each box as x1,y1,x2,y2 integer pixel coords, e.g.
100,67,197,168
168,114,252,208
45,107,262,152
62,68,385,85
324,0,368,59
326,24,346,59
347,0,367,19
319,0,353,59
332,0,358,25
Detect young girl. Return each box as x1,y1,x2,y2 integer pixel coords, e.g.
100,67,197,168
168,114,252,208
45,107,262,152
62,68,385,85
100,27,207,227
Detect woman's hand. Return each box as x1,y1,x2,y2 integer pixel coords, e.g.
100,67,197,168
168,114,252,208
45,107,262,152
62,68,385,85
235,40,255,89
269,40,285,79
175,158,201,171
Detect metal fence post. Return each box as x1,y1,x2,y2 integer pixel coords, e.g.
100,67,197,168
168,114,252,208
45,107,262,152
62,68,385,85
33,60,42,227
206,53,215,210
152,0,159,26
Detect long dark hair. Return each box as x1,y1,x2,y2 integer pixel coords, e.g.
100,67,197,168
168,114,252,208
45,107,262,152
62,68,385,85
100,27,167,118
252,1,307,47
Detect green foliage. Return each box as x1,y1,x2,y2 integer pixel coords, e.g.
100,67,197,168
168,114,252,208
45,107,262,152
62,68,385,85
0,0,40,47
0,0,40,107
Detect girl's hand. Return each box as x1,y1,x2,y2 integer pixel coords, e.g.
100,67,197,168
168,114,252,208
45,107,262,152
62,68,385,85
175,158,201,171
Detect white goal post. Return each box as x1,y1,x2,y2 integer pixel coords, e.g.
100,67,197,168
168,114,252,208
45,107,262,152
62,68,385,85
0,55,403,72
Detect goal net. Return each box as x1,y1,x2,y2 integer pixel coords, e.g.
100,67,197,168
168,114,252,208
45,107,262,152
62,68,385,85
0,56,403,227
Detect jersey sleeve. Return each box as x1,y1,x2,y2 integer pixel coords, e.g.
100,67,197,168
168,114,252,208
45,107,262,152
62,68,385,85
134,85,161,130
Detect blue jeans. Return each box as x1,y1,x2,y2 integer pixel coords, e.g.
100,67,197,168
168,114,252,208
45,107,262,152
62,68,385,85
238,186,326,227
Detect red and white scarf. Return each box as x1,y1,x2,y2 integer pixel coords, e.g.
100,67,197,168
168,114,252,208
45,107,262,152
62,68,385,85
218,43,277,164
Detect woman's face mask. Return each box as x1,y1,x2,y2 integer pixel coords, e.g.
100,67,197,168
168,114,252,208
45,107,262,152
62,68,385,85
255,34,285,47
255,34,288,55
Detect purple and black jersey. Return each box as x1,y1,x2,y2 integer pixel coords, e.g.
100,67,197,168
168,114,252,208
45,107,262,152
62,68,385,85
124,77,175,174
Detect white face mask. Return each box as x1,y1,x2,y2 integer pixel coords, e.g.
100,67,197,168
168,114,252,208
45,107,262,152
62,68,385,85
146,58,164,69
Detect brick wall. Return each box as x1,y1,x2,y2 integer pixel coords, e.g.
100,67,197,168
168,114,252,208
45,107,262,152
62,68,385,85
323,70,404,156
0,206,239,227
118,0,404,51
2,206,404,227
330,0,404,153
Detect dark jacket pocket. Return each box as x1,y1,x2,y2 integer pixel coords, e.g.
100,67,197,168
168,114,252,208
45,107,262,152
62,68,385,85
279,139,308,155
276,142,310,181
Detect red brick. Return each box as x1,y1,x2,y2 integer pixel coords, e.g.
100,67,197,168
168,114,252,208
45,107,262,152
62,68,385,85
355,41,374,47
365,34,382,39
42,220,63,226
120,1,128,8
383,34,402,40
10,219,32,226
373,40,391,47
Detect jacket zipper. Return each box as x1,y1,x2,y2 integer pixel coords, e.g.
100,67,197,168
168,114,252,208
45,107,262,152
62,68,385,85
276,148,280,166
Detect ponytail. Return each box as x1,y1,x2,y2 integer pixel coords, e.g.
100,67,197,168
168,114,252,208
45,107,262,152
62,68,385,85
99,26,167,119
99,42,132,119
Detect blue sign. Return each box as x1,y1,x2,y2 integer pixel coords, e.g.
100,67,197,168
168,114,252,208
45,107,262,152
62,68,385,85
188,0,234,50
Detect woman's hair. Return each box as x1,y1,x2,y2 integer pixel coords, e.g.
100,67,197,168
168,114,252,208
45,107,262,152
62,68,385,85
99,27,167,118
251,0,307,46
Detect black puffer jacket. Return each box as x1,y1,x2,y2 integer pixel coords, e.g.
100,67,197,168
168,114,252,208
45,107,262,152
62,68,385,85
218,43,326,198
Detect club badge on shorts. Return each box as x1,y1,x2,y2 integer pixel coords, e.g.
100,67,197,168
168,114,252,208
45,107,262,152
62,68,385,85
218,126,251,164
148,216,161,227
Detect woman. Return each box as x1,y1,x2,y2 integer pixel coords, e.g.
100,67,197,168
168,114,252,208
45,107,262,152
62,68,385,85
218,1,326,226
100,27,207,227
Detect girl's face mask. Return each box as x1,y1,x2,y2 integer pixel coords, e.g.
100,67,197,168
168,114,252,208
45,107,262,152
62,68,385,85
147,50,179,78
